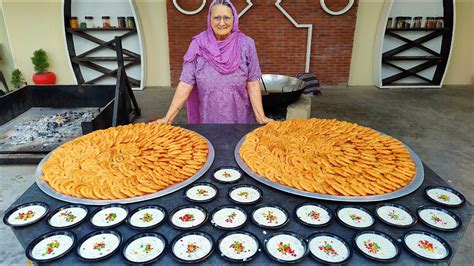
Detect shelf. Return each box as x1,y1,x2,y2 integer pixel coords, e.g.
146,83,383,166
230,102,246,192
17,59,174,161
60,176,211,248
71,57,140,62
382,56,444,61
385,28,450,32
67,27,137,32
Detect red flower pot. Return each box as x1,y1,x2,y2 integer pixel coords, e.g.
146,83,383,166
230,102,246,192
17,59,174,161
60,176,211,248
32,72,56,85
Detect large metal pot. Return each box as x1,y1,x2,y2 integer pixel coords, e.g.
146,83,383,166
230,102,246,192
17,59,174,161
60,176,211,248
259,74,306,117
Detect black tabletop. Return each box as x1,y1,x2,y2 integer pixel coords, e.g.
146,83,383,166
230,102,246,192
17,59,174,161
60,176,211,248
7,124,473,265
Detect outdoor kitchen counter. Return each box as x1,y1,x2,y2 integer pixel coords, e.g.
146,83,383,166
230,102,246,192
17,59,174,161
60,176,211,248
7,124,473,265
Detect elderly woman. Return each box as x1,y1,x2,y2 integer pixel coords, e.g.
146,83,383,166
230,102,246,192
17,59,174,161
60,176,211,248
153,0,271,124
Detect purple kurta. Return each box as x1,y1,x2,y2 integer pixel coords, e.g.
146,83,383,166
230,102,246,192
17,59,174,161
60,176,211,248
180,36,262,124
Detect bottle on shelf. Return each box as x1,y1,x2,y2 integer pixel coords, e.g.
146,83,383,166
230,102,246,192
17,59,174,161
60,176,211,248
386,17,393,29
127,16,135,28
102,16,111,28
118,17,126,28
85,16,95,28
69,17,78,29
426,17,436,29
435,17,444,28
395,16,404,29
413,17,422,29
404,17,412,28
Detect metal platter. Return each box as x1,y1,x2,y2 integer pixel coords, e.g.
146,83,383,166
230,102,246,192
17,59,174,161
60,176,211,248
35,133,215,205
234,132,424,202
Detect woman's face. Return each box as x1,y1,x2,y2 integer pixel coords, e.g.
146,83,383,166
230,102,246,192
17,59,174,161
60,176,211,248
210,4,233,40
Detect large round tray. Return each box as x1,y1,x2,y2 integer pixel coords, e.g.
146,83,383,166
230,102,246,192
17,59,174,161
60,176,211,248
234,133,424,202
35,133,215,205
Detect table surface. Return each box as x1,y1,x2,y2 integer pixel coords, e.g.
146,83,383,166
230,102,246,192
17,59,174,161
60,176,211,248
7,124,473,265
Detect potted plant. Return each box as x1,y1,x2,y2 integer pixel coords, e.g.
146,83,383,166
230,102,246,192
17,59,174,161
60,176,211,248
31,49,56,84
11,69,27,90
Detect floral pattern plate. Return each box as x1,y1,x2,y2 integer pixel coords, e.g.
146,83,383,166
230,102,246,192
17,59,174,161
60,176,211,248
217,231,260,262
425,186,466,208
3,202,49,228
26,230,76,263
307,232,352,264
295,203,333,227
416,206,461,231
184,182,218,203
374,203,417,228
353,230,401,262
76,230,122,262
89,204,129,229
403,230,451,262
171,231,214,263
228,184,262,205
264,231,308,263
126,205,167,230
251,204,290,229
169,205,208,230
336,206,375,230
46,204,89,229
121,232,167,264
212,166,243,183
211,205,248,230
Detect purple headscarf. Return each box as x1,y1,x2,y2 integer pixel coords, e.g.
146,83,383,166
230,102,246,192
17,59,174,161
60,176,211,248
183,0,245,74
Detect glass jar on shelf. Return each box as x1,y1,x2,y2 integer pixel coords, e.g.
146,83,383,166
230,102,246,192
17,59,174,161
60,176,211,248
404,17,412,28
435,17,444,28
69,17,78,29
413,17,422,29
85,16,95,28
395,16,404,29
386,17,393,29
127,16,135,28
117,17,126,28
102,16,111,28
426,17,436,29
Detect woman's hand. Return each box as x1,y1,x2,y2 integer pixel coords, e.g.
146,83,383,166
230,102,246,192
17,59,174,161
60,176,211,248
256,116,274,125
149,118,171,124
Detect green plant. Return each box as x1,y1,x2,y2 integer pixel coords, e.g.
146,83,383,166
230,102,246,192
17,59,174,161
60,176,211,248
31,49,50,74
11,69,25,89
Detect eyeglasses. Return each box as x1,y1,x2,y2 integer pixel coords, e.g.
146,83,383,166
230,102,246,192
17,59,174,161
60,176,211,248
212,16,233,23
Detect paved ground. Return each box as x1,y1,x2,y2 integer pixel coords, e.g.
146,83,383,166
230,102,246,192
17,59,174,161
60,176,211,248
0,85,472,265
